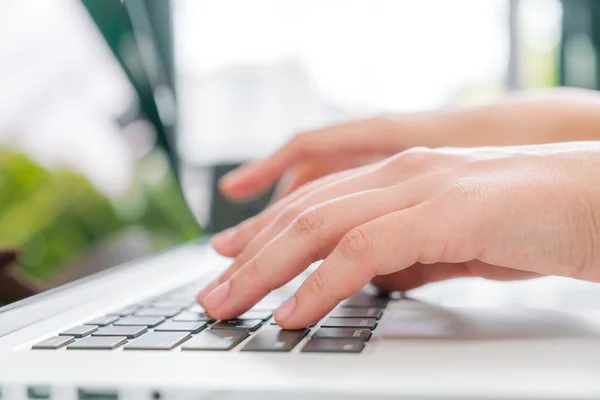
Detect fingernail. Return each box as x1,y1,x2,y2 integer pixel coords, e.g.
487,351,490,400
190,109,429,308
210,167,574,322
197,280,219,302
211,227,237,248
204,281,230,310
275,297,296,323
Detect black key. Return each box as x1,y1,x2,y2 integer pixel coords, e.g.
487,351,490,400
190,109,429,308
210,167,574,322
302,338,365,353
313,328,372,341
342,293,388,308
237,311,272,321
92,326,148,339
32,336,75,350
330,307,383,320
172,312,214,322
114,316,165,328
181,329,249,351
59,325,98,338
242,327,309,352
271,321,317,328
133,306,183,318
123,332,191,351
154,321,209,334
84,315,119,326
67,336,128,350
321,317,377,330
212,319,263,332
107,306,139,317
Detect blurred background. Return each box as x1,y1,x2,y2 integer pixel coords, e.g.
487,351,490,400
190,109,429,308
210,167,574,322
173,0,572,230
174,0,564,166
1,0,600,305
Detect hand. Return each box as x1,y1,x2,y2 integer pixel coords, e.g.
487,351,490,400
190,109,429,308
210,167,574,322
198,142,600,329
218,117,407,205
219,88,600,209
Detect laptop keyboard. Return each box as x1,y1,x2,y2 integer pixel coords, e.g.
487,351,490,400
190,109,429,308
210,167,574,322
32,281,390,354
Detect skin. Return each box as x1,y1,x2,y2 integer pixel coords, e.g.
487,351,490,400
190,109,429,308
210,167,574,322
197,88,600,330
219,88,600,204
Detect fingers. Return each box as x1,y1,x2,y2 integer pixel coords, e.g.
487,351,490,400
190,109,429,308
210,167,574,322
219,117,401,200
204,149,455,305
210,166,370,257
199,166,381,305
212,147,443,258
202,184,425,320
271,159,360,202
274,202,453,329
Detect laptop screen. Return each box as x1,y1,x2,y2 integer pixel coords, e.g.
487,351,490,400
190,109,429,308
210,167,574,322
0,0,202,309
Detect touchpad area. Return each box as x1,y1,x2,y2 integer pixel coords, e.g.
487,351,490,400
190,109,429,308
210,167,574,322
376,300,600,340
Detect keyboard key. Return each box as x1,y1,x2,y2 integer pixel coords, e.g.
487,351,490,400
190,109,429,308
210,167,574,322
67,336,128,350
114,316,165,328
172,312,214,322
330,307,383,320
271,321,317,328
342,292,388,308
133,307,183,318
181,329,249,351
154,321,209,334
124,332,191,351
107,306,139,317
32,336,75,350
188,304,205,313
237,311,272,321
212,319,263,332
313,328,372,341
84,315,119,326
302,338,365,353
321,318,377,330
59,325,98,338
92,326,148,339
242,327,309,352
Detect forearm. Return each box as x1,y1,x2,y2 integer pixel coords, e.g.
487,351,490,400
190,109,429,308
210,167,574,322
399,88,600,149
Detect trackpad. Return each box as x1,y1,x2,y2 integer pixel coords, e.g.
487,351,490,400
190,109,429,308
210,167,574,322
378,301,600,340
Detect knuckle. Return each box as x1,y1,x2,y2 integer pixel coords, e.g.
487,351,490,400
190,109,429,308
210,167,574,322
306,268,328,296
242,257,266,283
279,204,304,226
374,147,434,178
390,146,432,166
339,227,373,262
289,131,312,153
293,206,324,234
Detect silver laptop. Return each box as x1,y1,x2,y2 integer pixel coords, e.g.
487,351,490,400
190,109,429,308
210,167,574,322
2,0,600,398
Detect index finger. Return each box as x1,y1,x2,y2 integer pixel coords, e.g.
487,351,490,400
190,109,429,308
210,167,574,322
201,183,424,321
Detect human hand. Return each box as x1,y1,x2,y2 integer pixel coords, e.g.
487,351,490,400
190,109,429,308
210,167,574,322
219,88,600,206
198,142,600,329
218,117,407,204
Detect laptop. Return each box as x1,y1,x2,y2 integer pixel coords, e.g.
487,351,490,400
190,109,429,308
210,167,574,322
2,0,600,398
